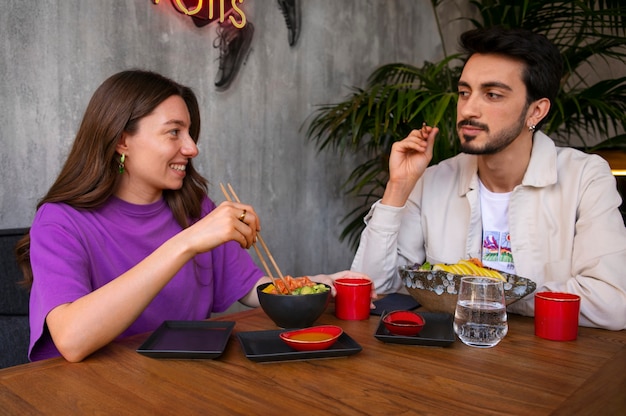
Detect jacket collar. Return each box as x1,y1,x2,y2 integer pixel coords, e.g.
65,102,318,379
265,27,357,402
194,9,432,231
521,131,558,187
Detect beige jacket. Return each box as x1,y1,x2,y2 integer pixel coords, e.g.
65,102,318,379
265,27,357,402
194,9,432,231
351,132,626,330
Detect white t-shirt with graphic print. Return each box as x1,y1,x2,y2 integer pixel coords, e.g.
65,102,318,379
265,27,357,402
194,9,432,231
479,180,516,274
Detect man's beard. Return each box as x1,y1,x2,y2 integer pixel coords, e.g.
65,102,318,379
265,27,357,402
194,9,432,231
458,107,528,155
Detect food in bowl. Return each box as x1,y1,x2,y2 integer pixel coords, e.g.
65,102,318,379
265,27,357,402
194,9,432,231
382,310,425,336
401,261,536,314
420,258,505,280
279,325,343,351
261,275,330,295
257,281,332,328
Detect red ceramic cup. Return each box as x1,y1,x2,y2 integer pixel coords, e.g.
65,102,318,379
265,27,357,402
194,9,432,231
334,277,372,320
534,292,581,341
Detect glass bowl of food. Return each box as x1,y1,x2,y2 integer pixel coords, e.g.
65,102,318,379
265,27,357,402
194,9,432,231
400,259,536,314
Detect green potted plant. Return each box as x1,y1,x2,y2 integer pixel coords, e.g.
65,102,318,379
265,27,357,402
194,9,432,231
305,0,626,250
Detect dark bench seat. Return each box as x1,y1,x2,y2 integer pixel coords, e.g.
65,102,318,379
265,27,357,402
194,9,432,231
0,228,30,368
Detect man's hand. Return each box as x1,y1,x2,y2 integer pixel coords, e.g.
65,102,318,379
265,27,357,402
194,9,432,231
382,124,439,207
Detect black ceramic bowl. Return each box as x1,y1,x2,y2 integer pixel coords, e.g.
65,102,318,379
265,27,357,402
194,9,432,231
257,282,332,328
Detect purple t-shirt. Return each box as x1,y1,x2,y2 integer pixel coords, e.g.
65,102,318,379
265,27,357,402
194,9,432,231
28,195,264,361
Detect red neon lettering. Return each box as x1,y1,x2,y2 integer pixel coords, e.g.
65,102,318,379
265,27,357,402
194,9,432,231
229,0,246,29
152,0,246,27
171,0,203,16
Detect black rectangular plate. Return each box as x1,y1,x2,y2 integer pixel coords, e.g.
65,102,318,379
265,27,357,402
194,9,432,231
374,312,455,346
371,293,420,315
237,329,362,363
137,320,235,359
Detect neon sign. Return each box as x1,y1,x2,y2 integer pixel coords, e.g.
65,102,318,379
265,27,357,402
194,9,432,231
152,0,247,29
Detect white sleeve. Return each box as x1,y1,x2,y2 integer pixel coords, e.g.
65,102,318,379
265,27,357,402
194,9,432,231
350,198,426,294
547,158,626,330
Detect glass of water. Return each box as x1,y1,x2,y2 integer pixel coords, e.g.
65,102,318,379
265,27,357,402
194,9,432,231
454,276,508,348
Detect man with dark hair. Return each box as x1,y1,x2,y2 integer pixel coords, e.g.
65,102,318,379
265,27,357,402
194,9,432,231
351,27,626,330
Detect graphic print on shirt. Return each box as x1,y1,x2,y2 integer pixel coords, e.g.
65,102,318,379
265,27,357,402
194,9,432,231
482,231,514,268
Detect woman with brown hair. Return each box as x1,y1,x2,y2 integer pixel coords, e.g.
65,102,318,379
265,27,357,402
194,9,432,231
17,70,366,362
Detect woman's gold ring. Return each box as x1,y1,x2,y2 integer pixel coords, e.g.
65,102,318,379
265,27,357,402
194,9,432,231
239,209,247,222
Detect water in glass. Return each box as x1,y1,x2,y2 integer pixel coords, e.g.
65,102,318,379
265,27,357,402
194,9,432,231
454,277,508,348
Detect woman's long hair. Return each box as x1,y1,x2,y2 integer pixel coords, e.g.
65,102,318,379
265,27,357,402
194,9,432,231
15,70,208,288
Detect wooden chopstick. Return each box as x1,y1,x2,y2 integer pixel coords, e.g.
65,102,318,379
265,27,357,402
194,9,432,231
226,183,287,280
219,183,290,294
219,183,274,278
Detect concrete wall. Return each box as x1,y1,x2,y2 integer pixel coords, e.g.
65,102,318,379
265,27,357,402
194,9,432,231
1,0,448,279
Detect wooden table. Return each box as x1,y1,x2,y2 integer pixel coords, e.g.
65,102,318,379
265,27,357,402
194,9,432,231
1,304,625,415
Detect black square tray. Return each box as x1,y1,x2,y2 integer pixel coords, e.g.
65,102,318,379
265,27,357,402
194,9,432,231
374,312,455,346
237,329,362,363
137,320,235,359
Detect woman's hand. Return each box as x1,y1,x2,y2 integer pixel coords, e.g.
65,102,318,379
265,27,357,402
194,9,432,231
183,201,261,254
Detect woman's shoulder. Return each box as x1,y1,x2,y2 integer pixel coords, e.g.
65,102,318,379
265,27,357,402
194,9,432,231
35,201,82,222
33,198,126,232
35,198,118,221
30,202,87,244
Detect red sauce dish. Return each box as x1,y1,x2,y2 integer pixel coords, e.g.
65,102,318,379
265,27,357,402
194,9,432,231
382,311,425,336
279,325,343,351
